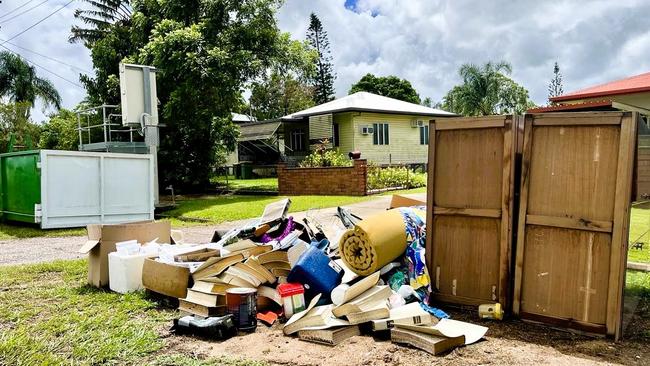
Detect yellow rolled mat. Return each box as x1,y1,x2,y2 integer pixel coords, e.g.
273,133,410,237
339,208,425,276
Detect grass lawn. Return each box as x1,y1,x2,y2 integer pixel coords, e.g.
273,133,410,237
0,259,265,365
212,176,279,192
163,187,426,227
0,223,85,241
629,203,650,263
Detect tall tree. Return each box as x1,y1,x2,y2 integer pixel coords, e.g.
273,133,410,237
249,33,317,119
306,13,336,104
441,61,534,116
70,0,132,44
421,97,433,107
74,0,286,190
0,51,61,119
548,61,564,104
349,73,421,104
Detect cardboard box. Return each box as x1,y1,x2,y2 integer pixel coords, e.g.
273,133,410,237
141,258,191,299
78,221,171,287
389,194,426,209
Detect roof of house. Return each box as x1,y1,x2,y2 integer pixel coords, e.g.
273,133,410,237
238,121,281,141
282,92,455,119
527,100,614,113
231,112,257,123
551,71,650,102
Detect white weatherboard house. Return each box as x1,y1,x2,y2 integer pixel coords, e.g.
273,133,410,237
233,92,455,166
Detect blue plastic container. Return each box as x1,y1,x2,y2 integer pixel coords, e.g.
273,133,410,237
287,244,343,302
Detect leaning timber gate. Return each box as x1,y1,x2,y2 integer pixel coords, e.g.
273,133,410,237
513,112,637,339
426,115,516,308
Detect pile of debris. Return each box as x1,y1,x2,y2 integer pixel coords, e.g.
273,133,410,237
80,195,490,356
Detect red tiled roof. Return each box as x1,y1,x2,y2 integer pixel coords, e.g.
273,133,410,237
551,71,650,102
527,100,613,113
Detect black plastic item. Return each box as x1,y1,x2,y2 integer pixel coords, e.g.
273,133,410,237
171,314,238,339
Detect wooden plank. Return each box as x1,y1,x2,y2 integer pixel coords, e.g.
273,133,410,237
499,118,513,307
513,115,534,315
607,112,637,339
435,117,505,130
521,312,607,335
531,112,625,126
434,127,503,209
433,207,501,218
520,227,611,325
431,292,488,307
425,120,436,270
432,216,500,303
525,215,613,233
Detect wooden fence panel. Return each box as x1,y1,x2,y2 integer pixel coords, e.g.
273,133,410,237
513,112,637,339
426,116,515,307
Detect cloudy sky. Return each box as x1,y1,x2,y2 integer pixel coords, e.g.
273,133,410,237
3,0,650,122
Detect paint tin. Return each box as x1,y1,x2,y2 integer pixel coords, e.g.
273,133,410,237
226,287,258,331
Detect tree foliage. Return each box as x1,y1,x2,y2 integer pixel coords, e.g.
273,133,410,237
306,13,336,104
249,34,317,120
441,61,535,116
70,0,132,44
0,51,61,119
548,61,564,104
74,0,287,190
39,109,80,151
0,102,41,153
349,73,421,104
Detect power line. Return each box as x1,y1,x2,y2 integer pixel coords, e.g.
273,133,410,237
0,37,93,74
2,0,73,43
0,43,84,88
0,0,39,20
0,0,50,24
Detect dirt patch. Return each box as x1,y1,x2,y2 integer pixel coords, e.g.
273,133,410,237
160,307,650,366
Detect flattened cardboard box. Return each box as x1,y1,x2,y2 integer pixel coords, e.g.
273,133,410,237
78,221,171,288
142,257,190,299
389,194,426,209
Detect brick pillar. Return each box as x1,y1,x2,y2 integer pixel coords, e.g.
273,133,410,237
353,159,368,196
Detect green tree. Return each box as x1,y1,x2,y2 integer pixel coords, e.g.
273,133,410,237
75,0,285,190
249,34,317,119
39,109,80,151
0,52,61,119
70,0,132,44
306,13,336,104
349,73,421,104
0,102,41,153
548,61,564,104
421,97,433,107
441,61,534,116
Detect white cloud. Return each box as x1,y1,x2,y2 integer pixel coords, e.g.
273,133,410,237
278,0,650,106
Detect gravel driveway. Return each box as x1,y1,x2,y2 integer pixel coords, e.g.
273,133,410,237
0,193,424,266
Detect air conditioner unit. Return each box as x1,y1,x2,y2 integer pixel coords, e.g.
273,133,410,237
410,119,425,128
360,126,374,135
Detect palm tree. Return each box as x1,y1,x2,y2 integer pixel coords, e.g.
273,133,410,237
456,61,512,116
0,51,62,118
70,0,132,44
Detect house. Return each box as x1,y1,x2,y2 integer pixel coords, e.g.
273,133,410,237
231,92,454,168
530,71,650,117
529,71,650,200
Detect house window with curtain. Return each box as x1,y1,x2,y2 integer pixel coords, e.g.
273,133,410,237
420,125,429,145
372,123,389,145
290,129,305,152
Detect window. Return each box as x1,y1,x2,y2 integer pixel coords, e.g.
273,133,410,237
290,129,305,151
420,125,429,145
372,123,389,145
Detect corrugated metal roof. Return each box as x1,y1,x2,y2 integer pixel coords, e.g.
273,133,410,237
232,112,257,123
551,71,650,102
238,121,281,141
282,92,455,119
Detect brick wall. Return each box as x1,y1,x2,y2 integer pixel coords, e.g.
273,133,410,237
278,159,367,196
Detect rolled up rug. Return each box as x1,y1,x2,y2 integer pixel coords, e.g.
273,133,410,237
339,208,426,276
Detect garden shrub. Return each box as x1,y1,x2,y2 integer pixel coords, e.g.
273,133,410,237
299,141,351,167
367,164,426,190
